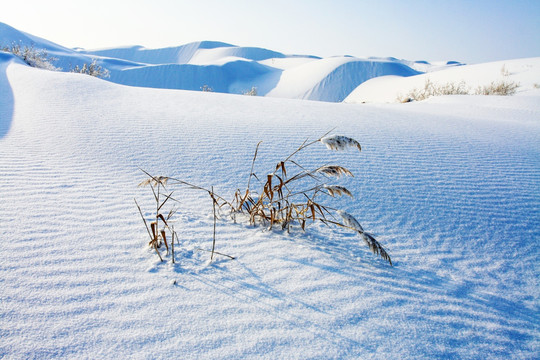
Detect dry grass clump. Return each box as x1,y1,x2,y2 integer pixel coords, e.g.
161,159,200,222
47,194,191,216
398,79,469,102
226,132,391,265
475,80,519,96
398,68,520,102
136,131,392,266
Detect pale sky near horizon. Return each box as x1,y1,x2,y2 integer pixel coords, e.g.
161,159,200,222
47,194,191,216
1,0,539,64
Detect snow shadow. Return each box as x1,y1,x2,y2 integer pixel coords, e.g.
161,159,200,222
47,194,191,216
0,52,14,138
109,60,282,95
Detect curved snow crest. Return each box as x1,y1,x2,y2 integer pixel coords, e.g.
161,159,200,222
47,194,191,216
267,57,421,102
78,41,236,65
188,46,287,65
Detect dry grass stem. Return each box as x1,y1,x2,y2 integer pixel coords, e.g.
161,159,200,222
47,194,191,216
135,170,179,263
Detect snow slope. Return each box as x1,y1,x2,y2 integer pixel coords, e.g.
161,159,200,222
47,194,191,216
0,22,457,101
1,52,539,359
345,57,540,103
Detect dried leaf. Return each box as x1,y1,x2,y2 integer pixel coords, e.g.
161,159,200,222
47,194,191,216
161,229,169,252
157,213,168,226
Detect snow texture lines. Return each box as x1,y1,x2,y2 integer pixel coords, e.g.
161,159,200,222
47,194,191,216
1,59,539,359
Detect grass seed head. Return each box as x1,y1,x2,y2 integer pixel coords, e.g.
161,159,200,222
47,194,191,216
320,135,361,152
337,210,364,232
317,165,354,178
138,176,170,187
324,185,353,198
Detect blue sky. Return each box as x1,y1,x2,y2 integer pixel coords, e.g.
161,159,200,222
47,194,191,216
1,0,539,63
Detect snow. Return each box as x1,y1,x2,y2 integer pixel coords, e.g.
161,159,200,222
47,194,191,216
265,57,421,102
0,22,455,102
344,57,540,103
1,23,540,359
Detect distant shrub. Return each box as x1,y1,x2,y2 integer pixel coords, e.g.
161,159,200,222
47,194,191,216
70,59,110,78
1,43,60,71
474,65,518,95
397,79,469,102
243,86,258,96
398,76,520,102
474,80,519,96
201,85,213,92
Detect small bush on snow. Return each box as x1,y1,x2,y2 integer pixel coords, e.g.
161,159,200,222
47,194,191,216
1,43,60,71
397,78,469,102
201,85,213,92
243,87,258,96
398,77,520,102
70,59,110,78
475,80,519,96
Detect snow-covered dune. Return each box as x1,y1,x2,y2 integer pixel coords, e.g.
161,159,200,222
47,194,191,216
78,41,236,65
0,22,447,101
267,56,421,102
1,49,539,359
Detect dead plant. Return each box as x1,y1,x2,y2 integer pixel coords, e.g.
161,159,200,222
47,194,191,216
135,169,179,263
227,131,392,265
136,131,392,266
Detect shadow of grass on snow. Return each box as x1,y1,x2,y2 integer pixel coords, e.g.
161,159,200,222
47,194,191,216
171,220,536,358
